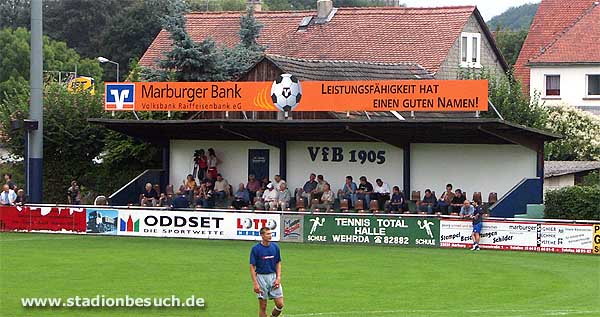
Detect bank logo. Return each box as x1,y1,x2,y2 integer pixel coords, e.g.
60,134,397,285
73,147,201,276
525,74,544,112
119,215,140,232
418,219,434,238
105,83,135,110
284,219,301,237
309,217,325,235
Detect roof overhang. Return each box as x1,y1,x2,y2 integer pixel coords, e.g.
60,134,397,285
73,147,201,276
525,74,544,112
88,118,560,150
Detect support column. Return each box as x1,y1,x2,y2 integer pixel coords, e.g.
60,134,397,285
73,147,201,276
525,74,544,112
403,143,411,197
162,142,170,189
536,145,544,203
279,141,287,180
29,0,43,203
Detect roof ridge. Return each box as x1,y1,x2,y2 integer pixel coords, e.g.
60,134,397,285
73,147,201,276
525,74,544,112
266,54,426,67
185,5,476,16
529,2,600,62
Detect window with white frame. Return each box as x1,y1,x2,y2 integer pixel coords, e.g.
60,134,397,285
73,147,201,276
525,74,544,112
587,74,600,96
460,32,481,68
545,75,560,96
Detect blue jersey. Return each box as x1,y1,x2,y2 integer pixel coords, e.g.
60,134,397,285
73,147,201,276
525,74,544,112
472,206,483,225
250,242,281,274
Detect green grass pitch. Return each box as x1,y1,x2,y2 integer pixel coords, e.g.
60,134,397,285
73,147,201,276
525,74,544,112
1,232,599,317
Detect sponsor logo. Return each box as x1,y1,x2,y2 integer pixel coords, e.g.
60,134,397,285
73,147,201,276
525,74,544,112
308,216,325,235
105,84,135,110
284,218,301,237
120,215,139,232
594,224,600,254
236,218,277,237
417,219,435,238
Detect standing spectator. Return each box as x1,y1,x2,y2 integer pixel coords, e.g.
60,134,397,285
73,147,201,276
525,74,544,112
340,176,357,208
460,200,475,218
276,183,291,210
67,180,82,205
437,184,454,215
311,183,335,212
4,173,16,190
246,174,262,203
356,176,373,206
213,174,230,201
372,178,391,210
232,183,250,209
194,149,208,181
140,183,159,206
207,148,220,179
387,186,405,213
298,173,317,207
0,184,16,206
448,189,466,214
14,189,27,206
418,189,437,214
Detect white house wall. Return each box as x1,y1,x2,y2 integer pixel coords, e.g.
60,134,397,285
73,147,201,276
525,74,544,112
530,65,600,108
286,141,404,193
170,140,280,187
411,144,537,200
544,174,575,192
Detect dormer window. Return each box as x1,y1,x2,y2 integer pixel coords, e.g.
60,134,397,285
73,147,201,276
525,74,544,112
460,32,481,68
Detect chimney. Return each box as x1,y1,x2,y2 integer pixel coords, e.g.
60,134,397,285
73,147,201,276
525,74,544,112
317,0,333,19
247,0,262,12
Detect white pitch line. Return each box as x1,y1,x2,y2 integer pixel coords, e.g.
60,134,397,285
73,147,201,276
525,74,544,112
286,309,600,316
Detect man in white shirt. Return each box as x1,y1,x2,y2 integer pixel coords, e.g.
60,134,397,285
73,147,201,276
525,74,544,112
255,183,279,210
0,184,17,206
373,179,391,210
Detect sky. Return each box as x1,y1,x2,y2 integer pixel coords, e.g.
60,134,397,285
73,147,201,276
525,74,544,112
400,0,541,21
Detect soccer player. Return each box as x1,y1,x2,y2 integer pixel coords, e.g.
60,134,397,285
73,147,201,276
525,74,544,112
250,227,284,317
471,202,483,251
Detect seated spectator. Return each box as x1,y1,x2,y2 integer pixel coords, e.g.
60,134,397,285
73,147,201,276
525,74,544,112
184,174,197,199
0,184,16,206
437,183,454,215
140,182,159,207
277,183,292,210
449,189,466,214
213,174,230,200
94,195,108,206
460,200,475,218
171,191,190,209
311,183,335,212
312,175,326,202
372,178,391,210
194,183,213,208
387,186,405,213
356,176,373,206
339,176,357,208
246,174,261,203
298,173,317,207
257,176,270,198
67,180,82,205
418,189,437,214
232,183,250,209
255,183,278,210
4,173,16,190
158,192,173,207
274,174,286,189
15,189,27,206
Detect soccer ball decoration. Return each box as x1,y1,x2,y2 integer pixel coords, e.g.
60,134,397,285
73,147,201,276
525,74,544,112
242,218,253,229
271,74,302,112
266,219,277,230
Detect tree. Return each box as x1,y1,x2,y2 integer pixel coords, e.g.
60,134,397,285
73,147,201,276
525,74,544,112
544,104,600,161
494,29,528,68
0,28,103,103
0,0,30,29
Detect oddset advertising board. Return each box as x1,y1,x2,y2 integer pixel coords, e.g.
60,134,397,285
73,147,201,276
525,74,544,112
303,215,439,247
104,79,488,112
116,209,280,241
439,220,596,254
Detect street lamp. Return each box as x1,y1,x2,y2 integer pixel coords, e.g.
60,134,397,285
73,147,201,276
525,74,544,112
97,56,119,82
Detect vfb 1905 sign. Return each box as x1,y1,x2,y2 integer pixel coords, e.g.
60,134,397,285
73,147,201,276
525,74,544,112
308,147,386,165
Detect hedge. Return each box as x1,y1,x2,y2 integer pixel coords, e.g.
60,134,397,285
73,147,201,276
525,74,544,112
544,185,600,220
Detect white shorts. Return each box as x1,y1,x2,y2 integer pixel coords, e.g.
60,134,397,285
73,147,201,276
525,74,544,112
256,273,283,300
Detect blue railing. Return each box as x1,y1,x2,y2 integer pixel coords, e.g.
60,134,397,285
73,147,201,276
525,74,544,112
490,177,543,218
108,169,165,206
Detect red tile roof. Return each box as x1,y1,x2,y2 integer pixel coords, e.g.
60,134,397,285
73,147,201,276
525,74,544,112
140,6,479,74
514,0,597,92
529,3,600,64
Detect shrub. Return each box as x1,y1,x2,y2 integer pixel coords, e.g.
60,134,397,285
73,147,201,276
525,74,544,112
544,185,600,220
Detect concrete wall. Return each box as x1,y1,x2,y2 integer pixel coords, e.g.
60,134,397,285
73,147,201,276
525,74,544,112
530,65,600,109
410,144,537,200
436,14,505,80
286,141,404,193
544,174,575,192
170,140,280,187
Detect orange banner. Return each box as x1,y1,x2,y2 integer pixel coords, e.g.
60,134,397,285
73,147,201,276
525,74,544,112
104,79,488,112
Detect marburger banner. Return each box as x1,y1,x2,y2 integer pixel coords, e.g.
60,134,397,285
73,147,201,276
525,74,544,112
440,220,596,254
303,215,439,246
0,205,86,232
116,209,280,241
104,79,488,112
